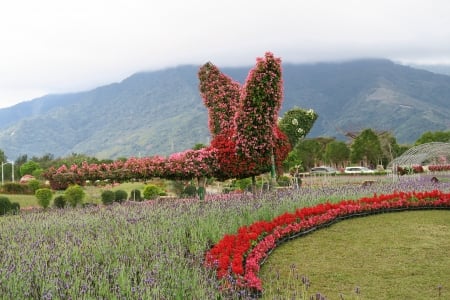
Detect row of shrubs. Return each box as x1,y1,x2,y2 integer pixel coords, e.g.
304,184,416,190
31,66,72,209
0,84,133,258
35,185,86,209
100,184,168,205
1,180,48,195
3,180,208,212
33,183,198,210
98,183,199,205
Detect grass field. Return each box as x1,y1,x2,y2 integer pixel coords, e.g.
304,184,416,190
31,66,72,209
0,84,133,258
259,210,450,299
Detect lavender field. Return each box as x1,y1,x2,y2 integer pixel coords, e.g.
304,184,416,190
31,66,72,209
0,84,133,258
1,175,449,299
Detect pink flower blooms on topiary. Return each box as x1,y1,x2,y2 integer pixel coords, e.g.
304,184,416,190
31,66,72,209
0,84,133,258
44,52,290,188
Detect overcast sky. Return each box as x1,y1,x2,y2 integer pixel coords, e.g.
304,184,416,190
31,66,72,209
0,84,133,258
1,0,449,108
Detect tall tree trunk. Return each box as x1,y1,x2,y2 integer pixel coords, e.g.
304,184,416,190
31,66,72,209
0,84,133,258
270,150,277,190
197,177,206,201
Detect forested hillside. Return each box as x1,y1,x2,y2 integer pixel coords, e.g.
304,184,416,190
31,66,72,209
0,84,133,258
0,59,449,160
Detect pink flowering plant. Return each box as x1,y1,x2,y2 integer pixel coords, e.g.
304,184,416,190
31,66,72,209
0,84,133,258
44,52,290,188
200,52,290,179
234,53,286,173
198,62,241,137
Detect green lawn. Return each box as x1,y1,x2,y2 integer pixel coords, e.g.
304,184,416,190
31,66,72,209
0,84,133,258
0,193,37,209
259,210,450,299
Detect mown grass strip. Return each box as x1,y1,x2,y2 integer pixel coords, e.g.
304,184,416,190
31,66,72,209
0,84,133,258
260,210,450,299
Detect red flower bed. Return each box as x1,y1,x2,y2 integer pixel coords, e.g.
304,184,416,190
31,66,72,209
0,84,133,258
428,164,450,172
205,190,450,295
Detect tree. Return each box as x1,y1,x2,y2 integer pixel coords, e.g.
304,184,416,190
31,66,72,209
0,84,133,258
350,129,383,167
30,153,55,170
35,188,53,209
324,141,350,168
378,131,402,166
0,150,14,183
0,149,6,163
14,154,27,166
291,139,323,171
64,185,85,208
282,150,303,173
20,161,41,177
278,107,318,148
415,130,450,145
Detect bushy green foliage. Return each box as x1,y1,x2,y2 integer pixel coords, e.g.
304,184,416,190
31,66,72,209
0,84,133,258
324,141,350,166
19,161,41,176
27,179,41,194
64,185,85,208
0,196,12,215
278,107,318,147
53,195,66,209
143,184,162,200
114,190,127,203
232,178,252,191
169,181,185,197
350,128,382,166
9,202,20,214
0,196,18,215
35,188,53,209
101,190,115,205
182,184,197,198
130,189,142,201
415,130,450,145
277,175,291,187
31,168,44,179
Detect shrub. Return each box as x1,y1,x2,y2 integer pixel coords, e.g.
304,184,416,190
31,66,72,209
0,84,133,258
114,190,128,203
1,182,30,194
182,184,197,198
64,185,85,208
130,189,142,201
0,196,12,215
28,179,42,194
53,195,66,209
277,175,291,187
232,178,252,191
32,168,44,179
143,184,162,200
101,190,115,205
35,188,53,209
19,161,41,177
10,202,20,214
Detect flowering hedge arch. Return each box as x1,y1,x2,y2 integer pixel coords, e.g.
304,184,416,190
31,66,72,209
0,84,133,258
44,52,290,190
204,190,450,297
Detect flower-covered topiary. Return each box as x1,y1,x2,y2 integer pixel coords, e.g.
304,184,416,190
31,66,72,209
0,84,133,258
44,52,291,188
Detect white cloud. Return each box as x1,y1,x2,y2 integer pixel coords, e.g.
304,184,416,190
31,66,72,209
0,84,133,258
1,0,450,108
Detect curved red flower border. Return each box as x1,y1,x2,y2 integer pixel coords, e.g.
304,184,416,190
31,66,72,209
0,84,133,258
204,190,450,296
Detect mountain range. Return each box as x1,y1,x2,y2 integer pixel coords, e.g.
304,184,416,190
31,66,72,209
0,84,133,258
1,59,449,160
